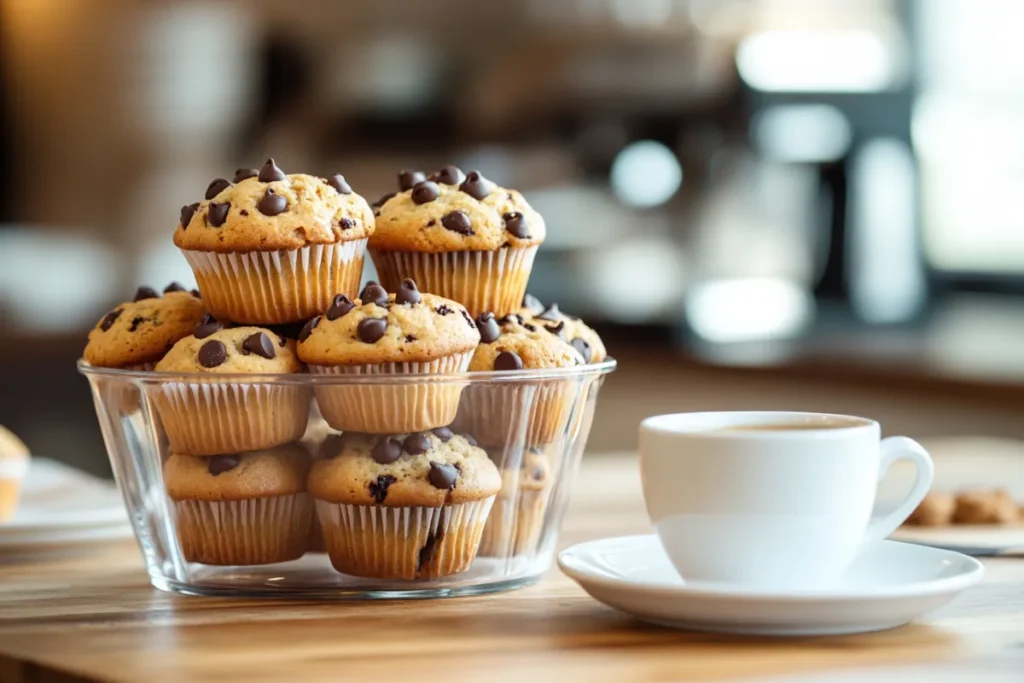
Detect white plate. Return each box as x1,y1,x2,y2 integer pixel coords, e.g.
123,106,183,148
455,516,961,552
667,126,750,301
558,535,984,636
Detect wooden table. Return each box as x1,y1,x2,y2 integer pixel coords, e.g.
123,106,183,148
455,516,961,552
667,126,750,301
1,453,1022,683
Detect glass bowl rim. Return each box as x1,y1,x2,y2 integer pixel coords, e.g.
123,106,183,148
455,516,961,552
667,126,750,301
77,357,617,385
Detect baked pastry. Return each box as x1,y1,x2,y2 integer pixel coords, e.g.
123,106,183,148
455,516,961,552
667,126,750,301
953,489,1020,524
297,279,479,433
164,444,313,565
153,323,310,455
369,166,544,318
454,312,583,446
84,285,205,370
517,297,607,364
478,446,554,557
308,429,500,579
904,490,956,526
174,160,374,324
0,425,30,523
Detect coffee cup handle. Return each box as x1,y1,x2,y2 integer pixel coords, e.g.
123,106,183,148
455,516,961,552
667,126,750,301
865,436,935,543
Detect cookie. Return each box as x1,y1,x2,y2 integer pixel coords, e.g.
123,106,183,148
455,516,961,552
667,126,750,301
308,429,500,579
952,489,1020,524
164,444,314,565
369,166,543,317
152,325,310,455
174,159,375,323
84,286,205,369
298,279,479,433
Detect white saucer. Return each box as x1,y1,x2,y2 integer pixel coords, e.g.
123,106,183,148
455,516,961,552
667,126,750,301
558,535,984,636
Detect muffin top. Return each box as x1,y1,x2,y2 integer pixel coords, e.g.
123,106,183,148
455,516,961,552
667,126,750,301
173,159,374,253
296,279,480,366
517,297,607,364
164,443,311,502
469,312,584,371
84,285,206,368
155,324,303,374
308,429,501,507
369,165,545,252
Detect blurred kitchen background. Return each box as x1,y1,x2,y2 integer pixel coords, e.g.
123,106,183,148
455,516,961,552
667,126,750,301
3,0,1024,476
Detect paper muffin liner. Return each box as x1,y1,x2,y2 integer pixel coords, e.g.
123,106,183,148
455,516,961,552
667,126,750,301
316,497,494,580
0,459,28,523
307,512,326,553
370,245,538,319
309,351,472,434
452,380,575,447
151,381,310,456
478,485,550,558
173,493,314,566
182,239,367,324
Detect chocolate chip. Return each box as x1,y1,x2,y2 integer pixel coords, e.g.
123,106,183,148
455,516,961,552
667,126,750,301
239,209,249,217
299,316,321,342
208,454,240,476
318,433,350,460
258,158,286,182
326,294,356,321
536,303,562,322
403,432,431,455
180,202,200,229
494,350,524,371
571,337,593,363
359,281,389,307
531,466,545,481
357,317,387,343
428,461,459,489
524,322,537,332
373,191,396,208
460,433,478,447
429,165,465,186
368,474,397,503
522,293,544,315
459,171,494,200
411,180,440,205
432,427,454,441
241,332,276,359
257,188,287,216
405,334,417,343
435,305,453,316
279,336,287,347
163,282,185,294
395,278,421,305
503,211,529,238
327,174,352,194
234,168,258,183
476,313,500,343
198,340,227,368
398,170,426,190
499,313,524,326
339,217,356,230
372,438,403,464
441,211,473,235
545,320,566,339
129,316,146,332
417,529,444,573
193,313,222,339
207,201,230,227
461,309,476,329
205,178,231,200
191,288,201,298
134,286,159,302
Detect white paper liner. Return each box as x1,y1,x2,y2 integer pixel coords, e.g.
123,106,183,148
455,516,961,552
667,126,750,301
478,485,550,558
316,497,494,579
182,239,367,324
370,246,537,318
151,381,310,456
310,351,472,434
174,493,314,565
453,380,574,447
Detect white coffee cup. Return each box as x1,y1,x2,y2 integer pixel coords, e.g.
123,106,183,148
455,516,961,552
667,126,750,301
639,412,933,588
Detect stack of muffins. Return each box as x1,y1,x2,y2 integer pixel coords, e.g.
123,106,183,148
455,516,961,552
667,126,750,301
82,160,607,580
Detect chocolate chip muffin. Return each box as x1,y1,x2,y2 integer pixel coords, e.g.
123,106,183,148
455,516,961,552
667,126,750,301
84,285,205,370
164,444,314,565
369,166,544,318
174,159,374,324
308,428,500,579
517,297,607,364
479,446,554,558
454,313,584,446
952,489,1020,524
297,278,480,434
152,324,310,455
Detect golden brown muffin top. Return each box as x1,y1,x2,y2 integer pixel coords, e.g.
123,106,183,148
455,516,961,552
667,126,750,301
469,312,583,371
164,444,310,501
515,297,607,364
156,324,303,374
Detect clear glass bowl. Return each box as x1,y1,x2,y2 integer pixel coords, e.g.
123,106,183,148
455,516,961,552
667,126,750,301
79,359,615,599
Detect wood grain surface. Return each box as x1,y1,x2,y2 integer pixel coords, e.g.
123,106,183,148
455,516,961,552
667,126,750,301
0,450,1022,683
